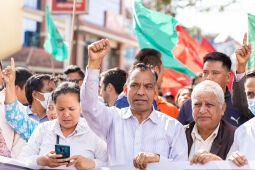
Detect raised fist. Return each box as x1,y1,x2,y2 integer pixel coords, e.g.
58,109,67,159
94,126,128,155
88,39,110,69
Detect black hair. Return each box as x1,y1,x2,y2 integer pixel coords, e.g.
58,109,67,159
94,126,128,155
175,87,193,107
64,65,85,79
132,48,162,72
25,74,51,105
52,82,80,104
53,74,68,87
245,71,255,83
100,68,127,94
191,72,203,88
203,52,232,71
127,63,158,88
0,61,2,70
15,67,33,89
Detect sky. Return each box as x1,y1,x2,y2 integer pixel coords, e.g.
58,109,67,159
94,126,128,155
175,0,255,43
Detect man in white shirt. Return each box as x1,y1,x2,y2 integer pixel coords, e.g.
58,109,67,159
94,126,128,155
81,39,188,169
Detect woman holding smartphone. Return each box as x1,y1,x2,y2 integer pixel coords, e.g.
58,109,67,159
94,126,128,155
3,59,107,170
18,81,107,169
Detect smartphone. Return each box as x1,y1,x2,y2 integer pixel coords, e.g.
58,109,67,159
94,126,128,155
55,144,70,159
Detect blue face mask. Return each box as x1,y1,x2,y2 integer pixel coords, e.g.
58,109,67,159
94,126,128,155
248,98,255,115
37,92,52,109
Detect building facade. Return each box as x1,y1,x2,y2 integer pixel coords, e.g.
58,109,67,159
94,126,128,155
5,0,138,73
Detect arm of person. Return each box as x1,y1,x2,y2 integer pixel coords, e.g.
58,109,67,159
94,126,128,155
168,120,188,161
17,123,44,165
80,39,116,140
3,58,39,141
190,151,222,165
18,123,67,167
228,151,248,167
66,155,95,170
133,119,188,170
133,152,160,170
5,100,39,141
231,33,254,119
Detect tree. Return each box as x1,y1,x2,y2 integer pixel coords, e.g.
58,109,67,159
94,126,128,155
143,0,237,17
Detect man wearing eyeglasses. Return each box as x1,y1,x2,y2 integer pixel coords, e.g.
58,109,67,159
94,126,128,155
64,65,85,87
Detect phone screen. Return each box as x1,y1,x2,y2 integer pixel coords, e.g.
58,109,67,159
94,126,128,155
55,144,70,159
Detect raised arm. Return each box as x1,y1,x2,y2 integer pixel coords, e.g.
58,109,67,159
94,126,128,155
231,33,254,119
3,58,39,141
81,39,116,141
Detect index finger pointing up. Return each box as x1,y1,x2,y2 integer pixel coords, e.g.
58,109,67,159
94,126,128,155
11,58,15,70
243,32,248,45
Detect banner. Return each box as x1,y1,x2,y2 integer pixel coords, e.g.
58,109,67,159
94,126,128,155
1,156,255,170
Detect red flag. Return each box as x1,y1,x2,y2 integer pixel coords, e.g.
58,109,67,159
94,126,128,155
200,37,216,52
172,25,209,73
161,68,190,88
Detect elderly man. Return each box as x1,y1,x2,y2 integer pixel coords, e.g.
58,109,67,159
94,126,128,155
81,39,187,169
185,80,236,165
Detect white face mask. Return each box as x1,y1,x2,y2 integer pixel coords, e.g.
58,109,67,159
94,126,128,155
36,92,52,109
248,98,255,115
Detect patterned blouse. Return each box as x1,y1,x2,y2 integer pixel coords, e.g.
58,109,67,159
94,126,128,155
5,99,39,141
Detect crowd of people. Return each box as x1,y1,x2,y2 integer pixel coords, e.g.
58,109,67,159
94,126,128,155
0,33,254,169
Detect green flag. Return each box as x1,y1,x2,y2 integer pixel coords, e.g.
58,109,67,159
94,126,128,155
133,0,195,77
248,13,255,69
43,6,67,61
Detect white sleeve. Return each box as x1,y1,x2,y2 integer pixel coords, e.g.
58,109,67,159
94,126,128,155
235,72,245,82
80,69,117,141
168,121,188,161
17,124,43,165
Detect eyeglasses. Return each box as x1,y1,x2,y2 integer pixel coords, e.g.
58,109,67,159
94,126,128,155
69,79,83,84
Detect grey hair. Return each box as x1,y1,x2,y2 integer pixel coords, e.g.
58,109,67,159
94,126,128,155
191,80,224,108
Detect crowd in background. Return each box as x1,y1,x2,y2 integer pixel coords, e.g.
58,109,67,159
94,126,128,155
0,33,254,169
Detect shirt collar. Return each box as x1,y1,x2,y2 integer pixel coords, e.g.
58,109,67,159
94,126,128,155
122,106,159,125
53,118,89,138
26,106,48,121
26,105,34,115
191,122,220,142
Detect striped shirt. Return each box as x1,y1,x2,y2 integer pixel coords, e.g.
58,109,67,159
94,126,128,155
81,69,188,166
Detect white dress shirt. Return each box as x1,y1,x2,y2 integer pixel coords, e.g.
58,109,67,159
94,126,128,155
81,69,188,166
227,117,255,159
235,72,245,82
17,118,107,168
189,123,220,160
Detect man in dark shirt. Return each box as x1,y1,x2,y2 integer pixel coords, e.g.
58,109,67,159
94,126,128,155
177,52,250,127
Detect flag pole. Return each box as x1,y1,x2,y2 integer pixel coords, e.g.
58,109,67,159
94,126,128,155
50,54,55,77
68,0,77,65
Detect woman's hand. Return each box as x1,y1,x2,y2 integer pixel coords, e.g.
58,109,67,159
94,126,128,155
66,155,95,170
36,150,68,168
3,58,17,104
